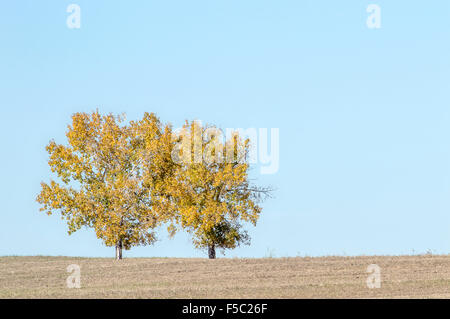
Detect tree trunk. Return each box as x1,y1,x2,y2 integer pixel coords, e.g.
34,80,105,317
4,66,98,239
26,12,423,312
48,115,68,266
115,240,123,260
208,244,216,259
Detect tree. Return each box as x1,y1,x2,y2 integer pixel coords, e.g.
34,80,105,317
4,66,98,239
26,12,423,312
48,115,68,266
168,121,271,259
37,111,172,260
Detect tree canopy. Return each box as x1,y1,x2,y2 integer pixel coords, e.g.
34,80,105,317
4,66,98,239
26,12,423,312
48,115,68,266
168,120,271,258
37,111,271,259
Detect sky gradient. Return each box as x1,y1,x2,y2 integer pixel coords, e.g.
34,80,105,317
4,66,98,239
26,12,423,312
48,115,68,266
1,1,449,258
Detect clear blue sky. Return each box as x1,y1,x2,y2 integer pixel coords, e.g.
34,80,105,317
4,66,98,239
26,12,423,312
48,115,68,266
1,1,449,258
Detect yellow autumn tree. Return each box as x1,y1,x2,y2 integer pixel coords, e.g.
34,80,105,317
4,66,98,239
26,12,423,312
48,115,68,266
169,121,272,259
37,111,173,259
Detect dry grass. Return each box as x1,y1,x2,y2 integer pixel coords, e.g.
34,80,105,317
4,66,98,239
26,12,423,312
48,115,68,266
0,255,449,298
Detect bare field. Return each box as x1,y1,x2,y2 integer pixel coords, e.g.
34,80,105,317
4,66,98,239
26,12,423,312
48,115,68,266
0,255,449,298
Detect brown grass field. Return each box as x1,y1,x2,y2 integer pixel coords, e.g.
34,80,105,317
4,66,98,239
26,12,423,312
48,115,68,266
0,255,449,298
